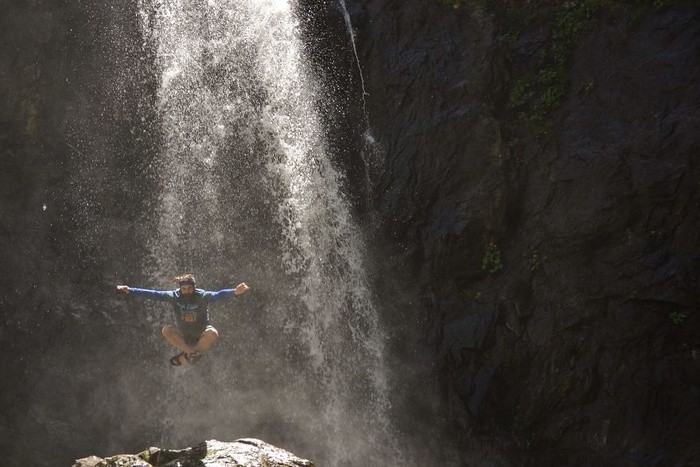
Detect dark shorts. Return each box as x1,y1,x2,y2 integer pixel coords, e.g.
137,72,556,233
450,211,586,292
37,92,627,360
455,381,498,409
180,324,215,345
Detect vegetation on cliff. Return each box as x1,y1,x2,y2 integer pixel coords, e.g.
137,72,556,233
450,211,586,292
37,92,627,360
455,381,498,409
435,0,699,136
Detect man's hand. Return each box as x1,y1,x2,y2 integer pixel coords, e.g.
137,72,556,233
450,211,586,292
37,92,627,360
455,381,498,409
116,285,130,294
234,282,250,296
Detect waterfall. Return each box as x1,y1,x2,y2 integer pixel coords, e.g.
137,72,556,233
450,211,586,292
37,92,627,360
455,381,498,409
136,0,401,464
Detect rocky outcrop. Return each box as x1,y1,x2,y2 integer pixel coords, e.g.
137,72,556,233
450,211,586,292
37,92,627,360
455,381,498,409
73,439,313,467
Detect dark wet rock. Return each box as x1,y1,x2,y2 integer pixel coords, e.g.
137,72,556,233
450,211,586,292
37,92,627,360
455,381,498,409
349,0,700,464
444,310,496,351
73,439,314,467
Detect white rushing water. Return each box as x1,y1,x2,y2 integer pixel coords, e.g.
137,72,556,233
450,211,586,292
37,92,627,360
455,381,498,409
136,0,401,464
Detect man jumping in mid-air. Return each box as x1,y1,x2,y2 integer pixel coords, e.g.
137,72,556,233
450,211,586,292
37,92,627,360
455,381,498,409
116,274,250,366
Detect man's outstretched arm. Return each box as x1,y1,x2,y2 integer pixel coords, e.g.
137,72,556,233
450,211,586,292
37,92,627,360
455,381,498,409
116,285,174,301
206,282,250,301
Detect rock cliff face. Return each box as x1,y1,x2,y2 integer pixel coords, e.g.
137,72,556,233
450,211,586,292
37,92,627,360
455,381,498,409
1,1,160,464
348,0,700,464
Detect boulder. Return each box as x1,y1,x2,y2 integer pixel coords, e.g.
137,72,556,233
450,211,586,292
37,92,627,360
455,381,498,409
73,439,314,467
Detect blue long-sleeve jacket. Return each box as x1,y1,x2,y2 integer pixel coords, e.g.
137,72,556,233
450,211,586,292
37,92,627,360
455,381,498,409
129,287,236,332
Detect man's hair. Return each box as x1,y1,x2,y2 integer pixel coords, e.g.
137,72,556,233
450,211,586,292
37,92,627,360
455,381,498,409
173,274,196,286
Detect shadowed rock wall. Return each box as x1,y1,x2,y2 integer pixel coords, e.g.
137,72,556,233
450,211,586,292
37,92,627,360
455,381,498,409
0,0,160,464
349,0,700,464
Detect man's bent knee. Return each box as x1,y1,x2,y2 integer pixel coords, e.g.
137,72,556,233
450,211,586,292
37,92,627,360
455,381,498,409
162,325,180,338
201,326,219,339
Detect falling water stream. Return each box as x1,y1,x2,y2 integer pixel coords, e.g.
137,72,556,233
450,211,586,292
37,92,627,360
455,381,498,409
338,0,368,122
136,0,401,464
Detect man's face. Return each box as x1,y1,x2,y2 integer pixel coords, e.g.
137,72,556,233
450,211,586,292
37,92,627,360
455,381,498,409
180,284,195,296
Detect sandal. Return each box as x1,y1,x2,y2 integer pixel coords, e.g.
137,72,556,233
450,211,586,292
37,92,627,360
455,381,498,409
169,351,188,366
187,351,202,364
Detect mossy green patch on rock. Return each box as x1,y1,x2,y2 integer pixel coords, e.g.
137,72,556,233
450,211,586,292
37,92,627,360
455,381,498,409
482,242,504,273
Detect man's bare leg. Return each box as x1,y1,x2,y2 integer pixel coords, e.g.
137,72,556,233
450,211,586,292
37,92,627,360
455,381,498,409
193,326,219,353
162,325,195,361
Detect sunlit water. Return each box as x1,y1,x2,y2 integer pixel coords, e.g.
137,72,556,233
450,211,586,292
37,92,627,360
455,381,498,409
136,0,402,464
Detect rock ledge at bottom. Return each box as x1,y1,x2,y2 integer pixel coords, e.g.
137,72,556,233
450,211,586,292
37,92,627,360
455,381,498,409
73,438,314,467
